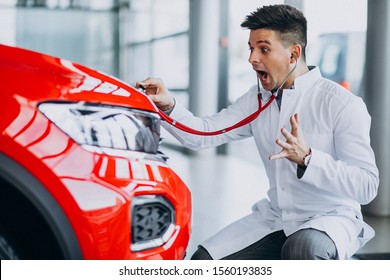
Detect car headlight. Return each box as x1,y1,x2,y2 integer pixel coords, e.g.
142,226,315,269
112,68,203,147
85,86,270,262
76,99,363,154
38,101,161,155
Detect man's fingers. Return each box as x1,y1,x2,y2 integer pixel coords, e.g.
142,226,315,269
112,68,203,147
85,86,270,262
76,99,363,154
290,114,300,134
269,150,288,161
276,138,291,149
145,77,164,87
136,78,164,93
270,138,290,160
281,128,298,145
294,113,299,124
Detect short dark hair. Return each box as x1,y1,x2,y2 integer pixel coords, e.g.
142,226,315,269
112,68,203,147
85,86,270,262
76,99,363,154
241,4,307,60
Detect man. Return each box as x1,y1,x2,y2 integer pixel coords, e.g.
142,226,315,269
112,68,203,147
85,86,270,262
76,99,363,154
136,4,379,260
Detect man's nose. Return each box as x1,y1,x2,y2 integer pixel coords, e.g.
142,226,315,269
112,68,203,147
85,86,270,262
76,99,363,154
249,50,260,65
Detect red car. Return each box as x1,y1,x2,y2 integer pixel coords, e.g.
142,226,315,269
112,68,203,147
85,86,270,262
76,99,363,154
0,44,192,260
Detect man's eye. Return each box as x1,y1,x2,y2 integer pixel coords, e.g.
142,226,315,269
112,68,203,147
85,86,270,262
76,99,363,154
262,47,269,53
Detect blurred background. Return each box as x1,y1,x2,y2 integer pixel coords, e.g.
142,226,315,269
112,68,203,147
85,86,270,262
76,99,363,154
1,0,389,259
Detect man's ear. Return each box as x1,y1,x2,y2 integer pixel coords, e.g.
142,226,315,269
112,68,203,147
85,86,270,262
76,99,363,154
290,44,302,62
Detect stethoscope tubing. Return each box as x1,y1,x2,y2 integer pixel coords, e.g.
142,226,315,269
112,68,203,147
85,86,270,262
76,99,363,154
157,94,275,136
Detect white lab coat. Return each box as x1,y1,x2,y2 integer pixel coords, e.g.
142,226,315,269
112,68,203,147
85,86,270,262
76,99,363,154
162,67,379,259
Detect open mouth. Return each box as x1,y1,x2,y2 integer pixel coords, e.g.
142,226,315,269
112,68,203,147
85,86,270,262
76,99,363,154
257,70,269,82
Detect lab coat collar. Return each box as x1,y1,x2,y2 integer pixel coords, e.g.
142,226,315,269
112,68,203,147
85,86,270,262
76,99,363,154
293,65,321,91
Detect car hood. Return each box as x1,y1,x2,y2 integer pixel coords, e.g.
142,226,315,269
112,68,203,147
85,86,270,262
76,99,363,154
0,44,158,112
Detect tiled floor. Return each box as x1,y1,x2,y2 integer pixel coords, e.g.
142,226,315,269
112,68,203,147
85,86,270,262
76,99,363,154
160,139,390,260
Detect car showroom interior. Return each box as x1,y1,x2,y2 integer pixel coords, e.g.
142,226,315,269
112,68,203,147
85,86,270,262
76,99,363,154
1,0,389,262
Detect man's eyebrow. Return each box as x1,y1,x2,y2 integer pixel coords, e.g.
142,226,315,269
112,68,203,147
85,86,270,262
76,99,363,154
248,40,272,46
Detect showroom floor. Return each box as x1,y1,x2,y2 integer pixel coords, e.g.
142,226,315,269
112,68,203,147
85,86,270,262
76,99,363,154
160,139,390,260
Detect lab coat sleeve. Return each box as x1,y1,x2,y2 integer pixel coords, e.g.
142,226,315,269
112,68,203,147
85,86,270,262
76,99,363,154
160,88,257,150
300,98,379,205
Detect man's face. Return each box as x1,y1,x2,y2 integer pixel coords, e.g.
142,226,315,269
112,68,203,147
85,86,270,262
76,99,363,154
248,29,293,92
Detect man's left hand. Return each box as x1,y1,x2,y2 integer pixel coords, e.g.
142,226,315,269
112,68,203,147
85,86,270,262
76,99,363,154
269,113,310,165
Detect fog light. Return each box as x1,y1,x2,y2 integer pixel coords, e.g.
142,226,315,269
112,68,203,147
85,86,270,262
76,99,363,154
131,195,175,252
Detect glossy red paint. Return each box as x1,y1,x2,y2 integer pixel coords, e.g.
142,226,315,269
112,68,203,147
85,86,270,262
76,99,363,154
0,44,191,260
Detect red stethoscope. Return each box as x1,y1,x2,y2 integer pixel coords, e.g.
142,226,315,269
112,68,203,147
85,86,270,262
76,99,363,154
157,93,275,136
142,60,297,136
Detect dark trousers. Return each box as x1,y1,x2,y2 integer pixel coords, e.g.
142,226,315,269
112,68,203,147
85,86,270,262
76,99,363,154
191,228,337,260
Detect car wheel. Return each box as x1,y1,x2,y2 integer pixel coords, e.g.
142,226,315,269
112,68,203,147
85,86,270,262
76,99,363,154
0,225,20,260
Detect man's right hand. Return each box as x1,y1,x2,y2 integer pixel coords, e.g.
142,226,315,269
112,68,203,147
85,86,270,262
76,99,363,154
136,77,175,111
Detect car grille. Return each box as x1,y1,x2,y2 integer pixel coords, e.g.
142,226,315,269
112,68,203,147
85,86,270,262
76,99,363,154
131,195,175,251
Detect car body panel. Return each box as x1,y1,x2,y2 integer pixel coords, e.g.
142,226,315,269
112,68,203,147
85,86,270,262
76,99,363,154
0,44,191,260
0,44,158,112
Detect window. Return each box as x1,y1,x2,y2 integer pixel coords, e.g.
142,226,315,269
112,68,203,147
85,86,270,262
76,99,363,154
124,0,189,107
